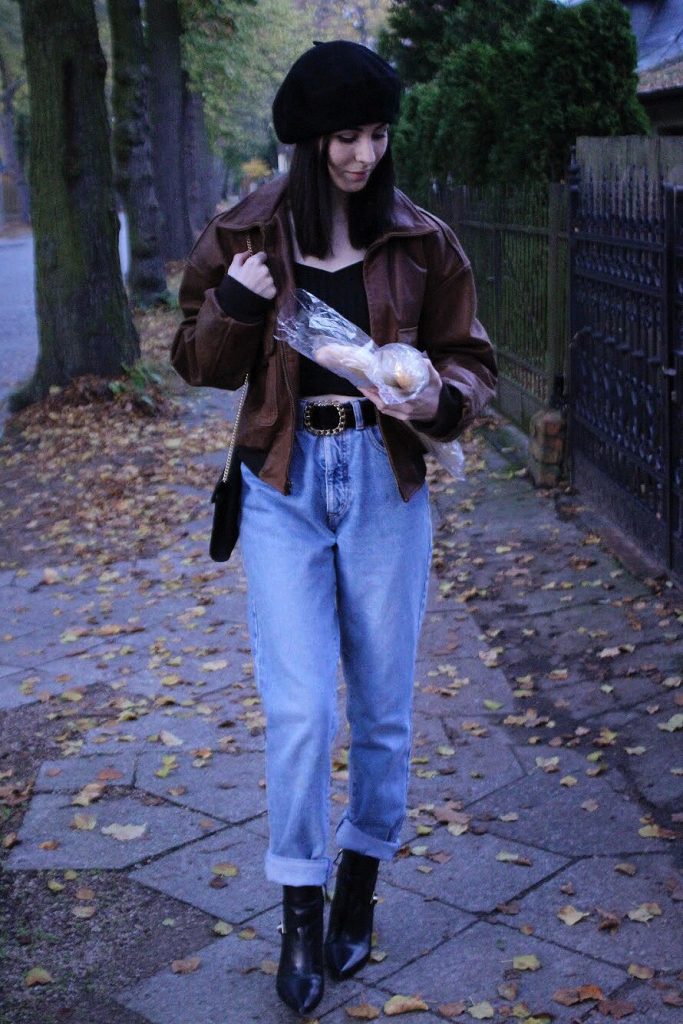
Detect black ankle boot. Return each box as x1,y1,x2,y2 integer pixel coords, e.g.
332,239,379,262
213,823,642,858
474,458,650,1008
324,850,379,980
276,884,324,1015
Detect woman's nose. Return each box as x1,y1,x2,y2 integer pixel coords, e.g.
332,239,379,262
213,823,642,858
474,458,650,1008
355,136,375,165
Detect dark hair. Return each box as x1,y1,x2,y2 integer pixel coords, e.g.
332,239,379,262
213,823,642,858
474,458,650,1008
287,136,396,259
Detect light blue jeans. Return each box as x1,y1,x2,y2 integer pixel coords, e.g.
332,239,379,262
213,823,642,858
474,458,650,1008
239,399,432,886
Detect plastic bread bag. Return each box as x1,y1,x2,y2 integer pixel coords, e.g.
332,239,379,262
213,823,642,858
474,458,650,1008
276,289,428,405
276,289,466,481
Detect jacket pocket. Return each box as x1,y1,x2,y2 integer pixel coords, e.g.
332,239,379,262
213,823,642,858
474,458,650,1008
240,355,279,441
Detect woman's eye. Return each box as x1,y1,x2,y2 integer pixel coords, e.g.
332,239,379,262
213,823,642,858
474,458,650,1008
337,135,357,144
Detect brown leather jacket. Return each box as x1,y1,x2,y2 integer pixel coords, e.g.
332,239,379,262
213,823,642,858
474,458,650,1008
171,176,497,500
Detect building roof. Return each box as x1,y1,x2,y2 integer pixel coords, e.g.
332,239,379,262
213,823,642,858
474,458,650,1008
638,54,683,93
562,0,683,72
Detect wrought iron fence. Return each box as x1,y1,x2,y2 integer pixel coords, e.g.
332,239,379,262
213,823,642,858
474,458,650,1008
430,182,569,431
568,168,682,575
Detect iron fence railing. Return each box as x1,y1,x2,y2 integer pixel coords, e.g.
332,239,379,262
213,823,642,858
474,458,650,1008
429,182,569,431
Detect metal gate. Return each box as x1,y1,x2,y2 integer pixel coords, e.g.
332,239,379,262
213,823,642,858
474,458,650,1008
568,171,683,576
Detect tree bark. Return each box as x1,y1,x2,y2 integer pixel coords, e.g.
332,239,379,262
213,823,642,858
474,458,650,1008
13,0,139,409
146,0,193,259
0,45,30,223
107,0,167,305
182,83,219,236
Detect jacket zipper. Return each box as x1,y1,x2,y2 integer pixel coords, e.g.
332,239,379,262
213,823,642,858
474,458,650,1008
251,221,295,495
280,343,296,495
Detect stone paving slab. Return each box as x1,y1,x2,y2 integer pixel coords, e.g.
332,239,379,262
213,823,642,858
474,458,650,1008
0,626,108,669
6,793,221,870
547,672,666,721
0,667,65,709
34,752,137,791
318,989,447,1024
117,932,368,1024
495,853,683,971
250,885,475,987
415,656,517,716
417,608,483,662
378,920,628,1022
468,747,658,856
80,707,237,754
588,696,683,809
383,829,568,913
577,977,683,1023
130,831,278,924
135,749,266,823
406,723,524,809
30,645,149,690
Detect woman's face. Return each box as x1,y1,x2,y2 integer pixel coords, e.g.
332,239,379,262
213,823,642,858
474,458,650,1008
326,123,389,192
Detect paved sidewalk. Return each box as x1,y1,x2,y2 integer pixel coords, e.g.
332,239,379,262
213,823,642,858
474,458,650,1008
1,419,681,1024
0,231,37,430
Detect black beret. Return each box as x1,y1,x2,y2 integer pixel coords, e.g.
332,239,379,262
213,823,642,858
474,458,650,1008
272,40,401,145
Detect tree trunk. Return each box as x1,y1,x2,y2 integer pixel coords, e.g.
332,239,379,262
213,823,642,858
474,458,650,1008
146,0,193,259
107,0,167,306
182,83,220,236
0,46,30,224
13,0,139,409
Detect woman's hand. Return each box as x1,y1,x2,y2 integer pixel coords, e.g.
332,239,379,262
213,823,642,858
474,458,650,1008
360,357,443,422
227,250,276,300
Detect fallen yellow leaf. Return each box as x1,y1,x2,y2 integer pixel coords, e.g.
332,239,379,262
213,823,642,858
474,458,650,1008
71,814,97,831
170,956,200,974
213,920,233,936
513,954,540,971
384,994,429,1015
467,1001,495,1019
658,714,683,733
24,967,54,987
211,862,239,877
72,782,105,806
557,905,590,926
159,729,183,747
627,902,661,923
100,822,147,841
628,964,654,979
345,1004,381,1019
72,905,96,919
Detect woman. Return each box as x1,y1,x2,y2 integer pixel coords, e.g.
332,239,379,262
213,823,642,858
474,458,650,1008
172,40,497,1015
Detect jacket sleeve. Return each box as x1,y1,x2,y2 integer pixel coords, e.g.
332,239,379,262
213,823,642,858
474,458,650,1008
418,220,498,441
170,231,267,391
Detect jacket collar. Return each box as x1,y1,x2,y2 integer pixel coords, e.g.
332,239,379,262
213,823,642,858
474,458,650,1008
221,175,439,240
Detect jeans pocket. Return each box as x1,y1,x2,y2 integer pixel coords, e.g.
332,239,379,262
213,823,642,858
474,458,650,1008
366,424,388,454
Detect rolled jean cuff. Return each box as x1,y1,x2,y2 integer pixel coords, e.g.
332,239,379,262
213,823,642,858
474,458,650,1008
335,818,401,862
265,851,332,886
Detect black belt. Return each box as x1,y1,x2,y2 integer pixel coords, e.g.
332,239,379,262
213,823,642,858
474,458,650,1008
299,399,377,436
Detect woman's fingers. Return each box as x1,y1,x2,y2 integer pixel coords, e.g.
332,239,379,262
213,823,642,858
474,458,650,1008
229,250,250,269
227,250,276,299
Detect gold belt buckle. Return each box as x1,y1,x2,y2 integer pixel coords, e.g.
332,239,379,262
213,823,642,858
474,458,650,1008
303,401,347,436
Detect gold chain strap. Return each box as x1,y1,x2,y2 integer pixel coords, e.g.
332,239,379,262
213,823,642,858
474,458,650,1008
220,235,253,482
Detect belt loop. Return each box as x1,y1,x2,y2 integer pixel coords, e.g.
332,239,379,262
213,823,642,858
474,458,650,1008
349,398,365,430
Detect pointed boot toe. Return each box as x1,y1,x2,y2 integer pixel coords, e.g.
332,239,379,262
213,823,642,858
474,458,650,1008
324,850,379,981
324,935,370,980
276,970,324,1015
276,885,324,1015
